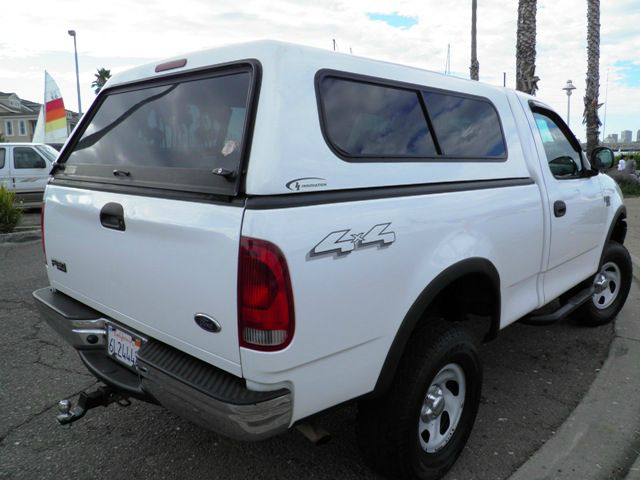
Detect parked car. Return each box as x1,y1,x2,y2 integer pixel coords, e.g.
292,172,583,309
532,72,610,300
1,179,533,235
33,41,631,480
0,142,58,207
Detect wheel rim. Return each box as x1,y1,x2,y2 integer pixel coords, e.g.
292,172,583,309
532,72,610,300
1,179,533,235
592,261,621,310
418,363,466,453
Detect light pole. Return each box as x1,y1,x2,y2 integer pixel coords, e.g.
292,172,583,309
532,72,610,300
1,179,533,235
68,29,82,115
562,79,576,127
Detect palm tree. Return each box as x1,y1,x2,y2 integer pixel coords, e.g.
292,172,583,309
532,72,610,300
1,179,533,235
583,0,601,156
470,0,479,80
516,0,539,95
91,68,112,95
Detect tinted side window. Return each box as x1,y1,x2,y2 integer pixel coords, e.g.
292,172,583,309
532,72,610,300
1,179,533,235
14,147,47,169
320,77,437,157
532,111,583,178
423,92,506,157
0,149,5,169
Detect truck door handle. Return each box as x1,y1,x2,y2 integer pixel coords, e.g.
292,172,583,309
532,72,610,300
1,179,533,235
553,200,567,218
100,203,126,231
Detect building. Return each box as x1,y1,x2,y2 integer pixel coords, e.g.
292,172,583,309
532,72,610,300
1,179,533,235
605,133,619,143
0,92,79,142
637,129,640,142
621,130,632,143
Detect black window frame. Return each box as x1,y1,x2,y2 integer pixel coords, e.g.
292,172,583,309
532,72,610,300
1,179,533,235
315,69,508,163
529,103,587,180
54,59,262,199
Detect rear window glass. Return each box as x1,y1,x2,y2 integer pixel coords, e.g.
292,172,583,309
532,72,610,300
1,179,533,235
62,70,252,195
423,92,506,157
320,77,437,157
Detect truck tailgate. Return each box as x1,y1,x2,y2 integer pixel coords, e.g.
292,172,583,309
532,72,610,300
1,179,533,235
44,185,243,375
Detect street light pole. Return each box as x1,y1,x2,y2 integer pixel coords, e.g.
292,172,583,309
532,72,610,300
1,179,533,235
68,30,82,115
562,79,576,128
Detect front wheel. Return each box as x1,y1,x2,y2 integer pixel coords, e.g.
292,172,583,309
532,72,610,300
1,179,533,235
357,322,482,480
577,241,632,326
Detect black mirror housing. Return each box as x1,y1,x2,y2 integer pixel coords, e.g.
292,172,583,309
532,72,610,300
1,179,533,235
591,147,614,170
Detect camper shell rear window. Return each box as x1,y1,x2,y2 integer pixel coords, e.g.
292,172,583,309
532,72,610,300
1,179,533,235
316,71,507,162
56,62,260,197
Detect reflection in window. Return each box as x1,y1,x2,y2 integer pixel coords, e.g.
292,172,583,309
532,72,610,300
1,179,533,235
67,73,251,174
423,92,506,157
533,112,582,178
0,149,5,169
320,77,437,156
14,147,46,169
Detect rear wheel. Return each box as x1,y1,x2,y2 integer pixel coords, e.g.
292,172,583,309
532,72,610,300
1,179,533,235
357,322,482,480
577,241,632,326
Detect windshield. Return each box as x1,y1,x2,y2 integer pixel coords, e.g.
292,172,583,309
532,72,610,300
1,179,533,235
35,144,59,162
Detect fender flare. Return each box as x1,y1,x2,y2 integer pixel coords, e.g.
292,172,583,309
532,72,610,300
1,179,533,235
601,206,627,260
371,257,500,397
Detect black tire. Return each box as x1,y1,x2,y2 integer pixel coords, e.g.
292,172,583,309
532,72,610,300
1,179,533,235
357,321,482,480
576,241,632,326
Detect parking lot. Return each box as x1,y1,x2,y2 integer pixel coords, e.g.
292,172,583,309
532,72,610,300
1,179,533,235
0,237,620,480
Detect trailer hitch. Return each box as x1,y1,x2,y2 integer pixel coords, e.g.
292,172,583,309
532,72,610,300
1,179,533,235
56,385,131,425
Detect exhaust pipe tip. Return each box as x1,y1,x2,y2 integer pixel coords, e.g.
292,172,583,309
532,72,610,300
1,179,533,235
296,421,332,445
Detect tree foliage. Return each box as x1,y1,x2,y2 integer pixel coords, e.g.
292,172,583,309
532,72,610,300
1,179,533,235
91,68,112,95
0,186,22,234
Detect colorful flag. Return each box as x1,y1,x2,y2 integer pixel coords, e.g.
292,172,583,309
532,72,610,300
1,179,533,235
43,71,68,143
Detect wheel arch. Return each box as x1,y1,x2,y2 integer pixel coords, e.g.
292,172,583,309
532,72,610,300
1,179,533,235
372,257,500,397
604,205,627,250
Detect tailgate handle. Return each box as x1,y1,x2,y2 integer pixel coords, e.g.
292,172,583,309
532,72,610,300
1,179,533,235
100,203,126,231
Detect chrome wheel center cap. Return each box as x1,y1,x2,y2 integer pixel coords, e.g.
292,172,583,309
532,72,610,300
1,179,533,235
593,273,608,293
421,385,445,422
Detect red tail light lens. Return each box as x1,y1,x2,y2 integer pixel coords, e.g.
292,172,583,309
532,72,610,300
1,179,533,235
238,237,294,351
41,202,46,263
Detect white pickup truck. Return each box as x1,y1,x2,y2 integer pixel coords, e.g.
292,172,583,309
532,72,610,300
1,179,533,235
33,41,631,480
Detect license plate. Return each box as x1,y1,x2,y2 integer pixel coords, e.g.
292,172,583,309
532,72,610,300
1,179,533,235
106,324,144,368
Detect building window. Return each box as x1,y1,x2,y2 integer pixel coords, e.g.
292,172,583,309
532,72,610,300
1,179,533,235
19,120,27,136
5,120,13,136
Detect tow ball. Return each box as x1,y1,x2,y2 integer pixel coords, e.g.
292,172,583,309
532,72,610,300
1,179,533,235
56,385,131,425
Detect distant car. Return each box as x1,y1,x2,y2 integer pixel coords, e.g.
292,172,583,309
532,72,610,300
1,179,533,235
0,143,58,208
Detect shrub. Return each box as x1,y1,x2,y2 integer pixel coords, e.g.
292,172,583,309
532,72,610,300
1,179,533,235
0,185,23,233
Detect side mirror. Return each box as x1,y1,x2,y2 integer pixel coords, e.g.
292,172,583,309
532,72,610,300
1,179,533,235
591,147,614,170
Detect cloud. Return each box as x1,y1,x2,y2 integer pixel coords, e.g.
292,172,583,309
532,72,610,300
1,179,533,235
1,0,638,139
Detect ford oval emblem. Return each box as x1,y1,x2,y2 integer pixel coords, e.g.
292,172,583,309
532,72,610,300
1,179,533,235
194,313,221,333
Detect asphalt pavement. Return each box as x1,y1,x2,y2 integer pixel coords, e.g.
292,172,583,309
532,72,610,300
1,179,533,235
0,239,618,480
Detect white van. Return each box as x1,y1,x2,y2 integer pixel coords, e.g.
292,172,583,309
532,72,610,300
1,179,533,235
0,143,58,207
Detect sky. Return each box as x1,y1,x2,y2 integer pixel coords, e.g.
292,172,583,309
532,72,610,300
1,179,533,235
1,0,639,143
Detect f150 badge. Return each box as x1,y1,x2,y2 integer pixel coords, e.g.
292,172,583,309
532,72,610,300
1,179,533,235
310,223,396,257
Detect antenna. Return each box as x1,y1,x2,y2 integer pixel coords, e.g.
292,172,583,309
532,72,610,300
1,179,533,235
332,39,336,52
503,72,506,87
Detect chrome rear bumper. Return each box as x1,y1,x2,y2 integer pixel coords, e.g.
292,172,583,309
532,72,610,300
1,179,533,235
33,287,292,441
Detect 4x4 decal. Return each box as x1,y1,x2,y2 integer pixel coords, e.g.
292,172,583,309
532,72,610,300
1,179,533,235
310,223,396,257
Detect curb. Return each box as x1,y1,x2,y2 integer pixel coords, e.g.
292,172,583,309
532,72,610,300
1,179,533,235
0,229,41,244
508,278,640,480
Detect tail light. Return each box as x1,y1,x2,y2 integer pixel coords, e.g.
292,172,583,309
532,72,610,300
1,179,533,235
238,237,294,351
41,202,46,263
